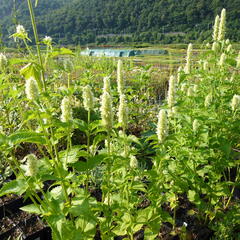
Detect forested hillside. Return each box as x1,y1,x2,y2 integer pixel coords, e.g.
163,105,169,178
1,0,240,46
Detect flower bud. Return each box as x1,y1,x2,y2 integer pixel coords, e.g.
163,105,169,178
157,109,168,143
16,25,26,35
43,36,52,46
231,95,240,111
0,53,7,70
212,42,219,52
82,85,94,111
219,53,226,66
103,76,111,93
25,77,39,100
226,44,232,53
60,97,72,122
193,119,200,133
25,154,38,177
130,155,138,168
204,94,212,107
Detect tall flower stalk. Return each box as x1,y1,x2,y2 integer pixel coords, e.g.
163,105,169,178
218,9,226,41
117,60,124,94
167,75,175,109
184,43,193,74
82,85,94,190
27,0,46,90
213,15,220,41
157,109,168,143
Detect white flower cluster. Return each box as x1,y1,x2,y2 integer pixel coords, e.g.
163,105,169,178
117,60,124,94
60,97,72,122
24,154,38,177
118,94,128,129
100,91,113,131
184,43,193,74
25,77,39,100
82,85,94,111
231,95,240,111
157,109,168,143
0,53,7,70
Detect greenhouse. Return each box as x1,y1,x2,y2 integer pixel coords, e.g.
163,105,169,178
81,48,168,57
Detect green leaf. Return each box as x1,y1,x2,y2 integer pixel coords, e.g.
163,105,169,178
21,204,42,214
20,62,42,88
9,131,47,145
74,119,88,132
73,154,106,172
59,146,81,164
8,58,29,65
50,48,74,58
0,179,28,196
0,133,7,146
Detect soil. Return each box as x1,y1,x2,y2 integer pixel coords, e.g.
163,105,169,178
9,227,24,240
10,211,33,225
0,217,15,233
19,216,46,237
0,194,21,205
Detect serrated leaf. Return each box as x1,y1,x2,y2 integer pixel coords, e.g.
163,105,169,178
20,62,42,88
73,154,106,172
50,48,74,58
59,146,81,164
0,179,28,196
21,204,42,214
9,131,47,145
8,58,29,65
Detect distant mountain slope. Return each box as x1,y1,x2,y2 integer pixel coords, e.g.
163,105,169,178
1,0,240,46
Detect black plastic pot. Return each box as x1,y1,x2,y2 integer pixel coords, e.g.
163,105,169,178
0,216,24,240
0,195,31,218
19,216,51,240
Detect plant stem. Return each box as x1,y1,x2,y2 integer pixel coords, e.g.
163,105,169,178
86,110,91,192
26,0,46,91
